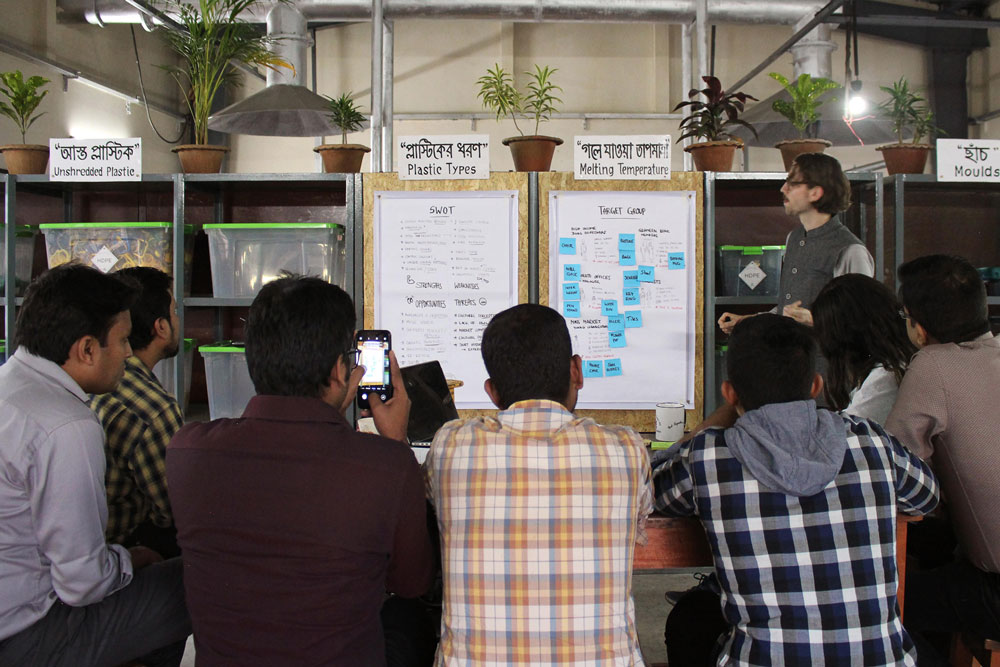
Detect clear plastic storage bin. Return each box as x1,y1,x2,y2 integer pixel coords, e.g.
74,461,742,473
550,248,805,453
716,245,743,296
199,343,256,420
1,226,36,295
759,245,784,296
152,338,196,410
204,223,346,298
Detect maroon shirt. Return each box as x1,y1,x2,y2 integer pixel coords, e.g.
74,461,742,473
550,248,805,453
167,395,434,666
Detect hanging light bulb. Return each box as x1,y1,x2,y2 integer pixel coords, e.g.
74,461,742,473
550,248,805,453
846,79,867,117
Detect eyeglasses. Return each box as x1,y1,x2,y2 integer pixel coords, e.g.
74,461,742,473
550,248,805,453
898,308,912,322
784,179,809,188
344,349,362,369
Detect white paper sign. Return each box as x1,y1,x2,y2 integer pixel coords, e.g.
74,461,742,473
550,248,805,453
574,135,671,180
373,191,519,408
49,138,142,181
397,135,490,180
937,139,1000,181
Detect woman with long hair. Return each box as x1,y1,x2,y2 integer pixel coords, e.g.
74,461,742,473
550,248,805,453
812,273,917,423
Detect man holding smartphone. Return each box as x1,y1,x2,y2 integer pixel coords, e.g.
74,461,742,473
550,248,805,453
167,276,435,666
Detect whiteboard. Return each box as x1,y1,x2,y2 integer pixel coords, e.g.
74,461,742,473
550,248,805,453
548,190,696,409
373,190,520,409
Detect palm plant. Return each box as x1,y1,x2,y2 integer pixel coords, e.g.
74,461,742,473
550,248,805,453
477,64,563,137
877,77,943,144
0,71,49,144
674,75,757,142
768,72,838,139
324,92,366,144
158,0,292,145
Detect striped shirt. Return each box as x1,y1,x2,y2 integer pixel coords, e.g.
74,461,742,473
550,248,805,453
90,355,183,543
424,399,652,666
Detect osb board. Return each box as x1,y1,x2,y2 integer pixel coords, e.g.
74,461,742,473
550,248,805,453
362,172,530,420
537,172,705,433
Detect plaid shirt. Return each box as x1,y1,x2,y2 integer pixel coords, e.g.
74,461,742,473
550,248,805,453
424,399,653,666
90,356,183,543
653,412,939,667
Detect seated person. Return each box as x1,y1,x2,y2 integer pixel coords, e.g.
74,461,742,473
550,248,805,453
653,314,939,666
91,267,185,558
167,275,435,667
884,254,1000,662
424,303,652,665
811,273,916,424
0,264,190,667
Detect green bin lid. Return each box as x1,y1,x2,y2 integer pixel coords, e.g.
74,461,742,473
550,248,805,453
183,338,196,351
742,246,764,255
718,245,743,251
1,225,35,237
203,223,343,230
715,343,728,352
39,222,176,229
761,245,784,250
198,342,246,354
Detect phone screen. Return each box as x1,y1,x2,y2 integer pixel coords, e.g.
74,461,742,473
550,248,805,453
358,338,390,389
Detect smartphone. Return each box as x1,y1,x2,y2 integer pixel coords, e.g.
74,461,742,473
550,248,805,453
355,330,393,409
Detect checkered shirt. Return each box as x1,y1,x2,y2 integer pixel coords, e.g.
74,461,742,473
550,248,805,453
652,412,939,667
90,356,183,544
424,399,653,666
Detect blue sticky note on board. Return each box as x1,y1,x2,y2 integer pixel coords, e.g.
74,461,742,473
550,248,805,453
609,330,627,348
625,310,643,328
559,238,577,255
607,314,625,332
668,252,686,269
623,270,639,287
605,359,623,376
563,282,580,300
619,250,637,266
639,265,655,282
601,299,618,316
584,360,604,378
563,263,581,281
618,233,636,250
623,288,640,306
563,301,581,318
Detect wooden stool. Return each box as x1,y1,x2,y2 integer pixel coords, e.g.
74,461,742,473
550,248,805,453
950,633,1000,666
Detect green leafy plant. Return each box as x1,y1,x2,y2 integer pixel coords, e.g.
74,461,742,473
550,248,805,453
673,75,758,142
877,77,943,144
768,72,838,138
324,92,366,144
158,0,292,145
0,71,50,144
477,64,563,136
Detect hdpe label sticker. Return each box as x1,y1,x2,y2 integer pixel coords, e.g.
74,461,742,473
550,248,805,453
91,246,119,273
739,261,765,290
937,139,1000,181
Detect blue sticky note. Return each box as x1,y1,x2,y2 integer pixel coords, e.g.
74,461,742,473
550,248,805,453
563,282,580,300
609,330,627,348
563,263,581,281
563,301,580,318
623,270,639,287
584,360,604,378
607,314,625,332
619,250,636,266
559,237,577,255
618,233,636,250
605,358,623,376
668,252,686,269
623,288,640,306
639,265,656,282
601,299,618,316
625,310,643,328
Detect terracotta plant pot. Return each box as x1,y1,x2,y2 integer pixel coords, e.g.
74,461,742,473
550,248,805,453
314,144,370,173
877,144,931,175
502,135,563,172
172,144,229,174
775,138,832,171
683,140,743,172
0,144,50,175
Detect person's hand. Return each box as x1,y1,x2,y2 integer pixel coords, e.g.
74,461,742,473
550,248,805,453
367,351,410,443
718,312,749,335
128,545,163,571
782,300,813,326
339,362,366,414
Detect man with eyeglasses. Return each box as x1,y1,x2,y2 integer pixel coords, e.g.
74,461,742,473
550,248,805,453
166,276,436,666
718,152,874,334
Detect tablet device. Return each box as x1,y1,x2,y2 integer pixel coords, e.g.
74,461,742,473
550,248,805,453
400,360,460,444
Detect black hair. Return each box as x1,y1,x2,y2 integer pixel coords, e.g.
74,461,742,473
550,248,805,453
480,304,572,409
115,267,173,351
898,254,989,344
812,274,916,410
245,275,356,398
13,263,138,365
727,314,816,411
792,152,851,215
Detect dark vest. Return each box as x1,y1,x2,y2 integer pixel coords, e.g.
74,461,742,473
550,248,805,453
779,217,865,310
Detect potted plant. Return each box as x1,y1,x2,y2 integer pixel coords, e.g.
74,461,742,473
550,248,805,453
769,72,839,170
0,71,50,175
875,77,942,175
158,0,291,173
477,64,563,171
314,92,369,173
673,75,757,172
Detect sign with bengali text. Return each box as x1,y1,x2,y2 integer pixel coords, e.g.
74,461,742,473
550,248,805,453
574,135,671,180
397,135,490,180
49,138,141,181
937,139,1000,182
